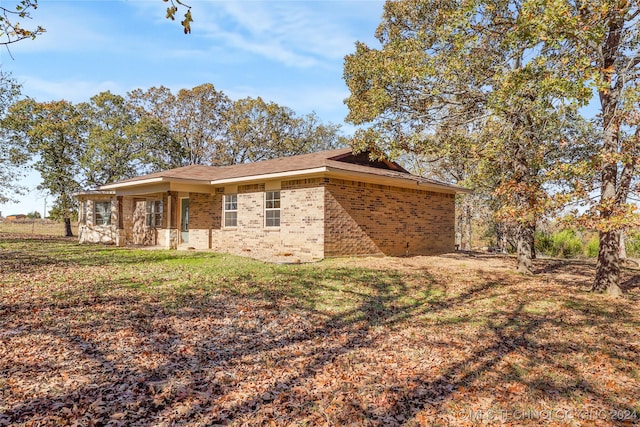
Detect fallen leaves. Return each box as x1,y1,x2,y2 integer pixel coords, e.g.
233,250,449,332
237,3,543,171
1,237,639,425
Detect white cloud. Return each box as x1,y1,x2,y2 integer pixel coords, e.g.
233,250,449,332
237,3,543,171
226,83,350,123
16,76,126,103
5,2,110,55
183,1,382,68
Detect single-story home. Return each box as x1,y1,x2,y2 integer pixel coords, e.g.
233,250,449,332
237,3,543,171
76,148,468,261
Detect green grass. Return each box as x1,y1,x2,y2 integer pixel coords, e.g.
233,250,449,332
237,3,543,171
0,238,442,318
1,237,639,426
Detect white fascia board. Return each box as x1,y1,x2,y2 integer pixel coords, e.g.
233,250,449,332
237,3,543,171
210,167,328,185
100,177,211,190
99,167,471,195
100,177,164,190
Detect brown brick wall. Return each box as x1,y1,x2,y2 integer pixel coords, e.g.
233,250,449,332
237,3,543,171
181,182,324,260
280,180,324,257
79,176,456,260
186,192,217,249
209,190,280,256
324,179,455,257
118,196,134,245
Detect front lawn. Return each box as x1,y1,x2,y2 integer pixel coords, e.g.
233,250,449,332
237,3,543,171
1,236,639,426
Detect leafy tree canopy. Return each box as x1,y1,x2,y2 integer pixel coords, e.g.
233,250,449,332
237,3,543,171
0,70,27,204
344,0,640,295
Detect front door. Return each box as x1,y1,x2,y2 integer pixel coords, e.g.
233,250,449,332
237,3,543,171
180,198,189,244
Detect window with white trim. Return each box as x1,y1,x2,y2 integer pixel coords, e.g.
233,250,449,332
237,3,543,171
224,194,237,227
264,191,280,227
94,201,112,226
146,200,163,227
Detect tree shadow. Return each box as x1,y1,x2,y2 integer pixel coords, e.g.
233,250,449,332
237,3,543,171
1,244,639,426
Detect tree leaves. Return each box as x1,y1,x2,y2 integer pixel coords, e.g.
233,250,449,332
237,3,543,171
0,70,27,204
2,98,86,232
2,0,193,47
129,86,345,167
0,1,45,47
163,0,192,34
343,0,592,275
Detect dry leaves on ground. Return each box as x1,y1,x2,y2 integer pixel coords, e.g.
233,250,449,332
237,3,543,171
1,235,639,426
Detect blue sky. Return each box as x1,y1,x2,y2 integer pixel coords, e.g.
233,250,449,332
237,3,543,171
0,0,385,217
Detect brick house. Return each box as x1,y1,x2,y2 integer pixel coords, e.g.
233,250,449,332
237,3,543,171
76,148,468,261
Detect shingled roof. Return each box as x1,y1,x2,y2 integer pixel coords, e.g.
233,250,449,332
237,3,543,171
101,148,468,193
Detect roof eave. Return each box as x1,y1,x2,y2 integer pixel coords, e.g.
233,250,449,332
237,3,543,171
97,164,471,195
325,166,470,194
100,176,211,190
73,190,116,197
210,167,328,185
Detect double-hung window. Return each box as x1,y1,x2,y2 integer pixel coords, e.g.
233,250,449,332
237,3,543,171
224,194,238,227
264,191,280,227
94,201,112,226
146,200,163,227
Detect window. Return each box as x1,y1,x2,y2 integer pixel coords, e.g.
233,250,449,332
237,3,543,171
265,191,280,227
224,194,237,227
146,200,163,227
94,201,112,226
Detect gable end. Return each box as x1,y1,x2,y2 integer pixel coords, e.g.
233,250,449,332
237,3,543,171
329,151,408,173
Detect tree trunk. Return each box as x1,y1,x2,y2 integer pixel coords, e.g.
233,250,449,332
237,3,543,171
64,217,73,237
500,227,508,254
496,222,508,253
463,200,472,251
531,235,536,260
593,90,623,295
619,231,627,260
516,223,534,274
593,230,623,297
455,206,463,249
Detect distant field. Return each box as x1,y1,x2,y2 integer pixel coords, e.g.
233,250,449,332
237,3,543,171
0,220,78,237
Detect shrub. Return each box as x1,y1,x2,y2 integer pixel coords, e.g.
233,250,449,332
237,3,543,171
585,236,599,258
626,235,640,258
534,231,554,256
551,230,584,258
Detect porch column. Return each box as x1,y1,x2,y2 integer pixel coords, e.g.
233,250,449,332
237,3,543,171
115,196,126,247
167,191,178,249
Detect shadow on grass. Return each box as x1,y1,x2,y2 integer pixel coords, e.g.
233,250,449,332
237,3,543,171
533,257,596,276
1,240,640,425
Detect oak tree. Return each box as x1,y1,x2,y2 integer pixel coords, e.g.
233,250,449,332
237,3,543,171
130,87,345,167
3,99,87,236
344,0,589,274
540,0,640,296
0,70,27,204
80,91,155,187
222,97,344,165
127,86,186,171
